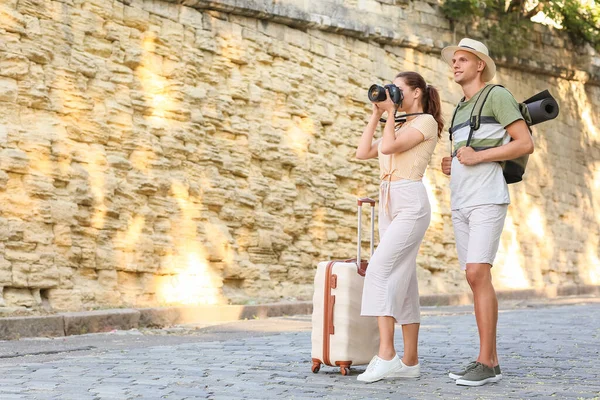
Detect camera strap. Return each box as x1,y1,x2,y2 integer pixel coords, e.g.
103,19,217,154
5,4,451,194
379,112,426,124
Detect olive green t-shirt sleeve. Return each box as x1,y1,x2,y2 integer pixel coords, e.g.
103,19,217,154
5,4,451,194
490,87,523,128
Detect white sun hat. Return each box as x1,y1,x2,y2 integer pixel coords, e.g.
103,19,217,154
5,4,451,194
441,38,496,82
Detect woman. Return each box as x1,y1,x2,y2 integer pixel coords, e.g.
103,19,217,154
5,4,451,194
355,71,444,383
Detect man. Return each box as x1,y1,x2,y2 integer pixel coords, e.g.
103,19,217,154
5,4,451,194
440,38,534,386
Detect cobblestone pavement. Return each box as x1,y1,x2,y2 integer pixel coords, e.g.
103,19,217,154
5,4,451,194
0,298,599,400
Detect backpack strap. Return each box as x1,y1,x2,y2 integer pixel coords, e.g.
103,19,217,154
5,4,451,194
465,84,503,147
448,101,462,155
448,103,462,139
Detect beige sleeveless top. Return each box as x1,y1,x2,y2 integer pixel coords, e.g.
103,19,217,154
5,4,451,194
378,114,438,182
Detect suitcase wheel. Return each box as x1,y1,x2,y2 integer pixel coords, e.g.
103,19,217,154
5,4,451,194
311,362,321,373
340,367,349,376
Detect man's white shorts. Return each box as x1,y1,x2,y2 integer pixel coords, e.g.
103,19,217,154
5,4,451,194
451,204,508,270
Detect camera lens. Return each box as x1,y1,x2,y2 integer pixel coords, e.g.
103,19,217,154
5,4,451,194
368,84,387,102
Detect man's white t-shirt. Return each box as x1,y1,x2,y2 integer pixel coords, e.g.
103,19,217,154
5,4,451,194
449,87,524,211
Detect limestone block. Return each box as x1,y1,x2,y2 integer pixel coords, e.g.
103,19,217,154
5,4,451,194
0,149,29,173
0,77,18,102
160,135,188,159
29,262,59,288
70,50,99,78
252,211,276,230
151,234,173,257
0,218,8,242
179,6,203,29
107,61,134,84
83,35,114,59
4,248,40,263
123,5,150,31
194,29,217,53
104,21,130,44
20,38,54,64
3,287,35,307
122,44,144,69
107,154,132,170
126,170,158,196
0,53,29,79
23,175,55,199
52,224,72,247
202,187,231,206
234,190,258,208
0,4,28,33
142,0,179,21
0,170,8,191
97,269,118,290
95,246,117,270
5,219,25,242
21,222,52,245
333,198,356,212
153,218,171,233
50,200,78,225
246,247,277,265
161,19,184,47
10,261,30,288
270,229,293,252
0,255,11,286
67,181,93,207
46,288,82,311
263,194,286,211
217,206,245,228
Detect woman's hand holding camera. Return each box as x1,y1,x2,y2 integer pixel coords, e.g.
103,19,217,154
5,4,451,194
371,102,385,118
371,89,397,117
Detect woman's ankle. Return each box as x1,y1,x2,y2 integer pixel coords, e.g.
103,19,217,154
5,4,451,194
401,356,419,366
377,351,397,361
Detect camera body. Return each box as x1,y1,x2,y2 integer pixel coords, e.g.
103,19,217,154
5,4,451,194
368,84,403,106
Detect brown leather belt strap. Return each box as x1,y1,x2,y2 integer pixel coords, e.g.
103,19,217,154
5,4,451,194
322,260,336,366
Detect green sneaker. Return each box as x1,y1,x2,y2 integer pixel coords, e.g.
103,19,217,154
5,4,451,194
456,362,497,386
492,364,502,382
448,361,477,380
449,362,502,381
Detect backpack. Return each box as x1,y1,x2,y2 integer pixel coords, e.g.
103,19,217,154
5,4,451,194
449,84,533,184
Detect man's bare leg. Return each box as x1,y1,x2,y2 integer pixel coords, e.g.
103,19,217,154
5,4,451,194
465,263,497,368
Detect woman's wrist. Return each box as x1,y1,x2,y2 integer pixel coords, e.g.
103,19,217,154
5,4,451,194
371,111,383,120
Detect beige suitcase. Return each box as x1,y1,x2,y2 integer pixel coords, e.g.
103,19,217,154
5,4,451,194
311,198,380,375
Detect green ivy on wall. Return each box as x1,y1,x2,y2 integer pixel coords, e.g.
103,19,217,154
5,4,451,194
440,0,600,56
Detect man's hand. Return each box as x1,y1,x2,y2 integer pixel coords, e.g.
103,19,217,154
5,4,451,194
441,156,452,175
456,147,482,166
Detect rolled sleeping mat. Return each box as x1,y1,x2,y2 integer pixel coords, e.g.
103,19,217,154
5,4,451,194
526,97,560,126
523,90,560,126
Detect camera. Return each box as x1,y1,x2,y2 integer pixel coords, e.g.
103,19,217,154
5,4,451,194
368,84,403,106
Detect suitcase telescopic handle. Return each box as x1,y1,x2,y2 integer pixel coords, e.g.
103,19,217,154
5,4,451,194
356,198,375,275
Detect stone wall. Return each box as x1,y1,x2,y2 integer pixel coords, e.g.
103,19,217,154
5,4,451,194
0,0,598,312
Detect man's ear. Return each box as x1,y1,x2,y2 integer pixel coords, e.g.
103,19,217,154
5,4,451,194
478,60,486,74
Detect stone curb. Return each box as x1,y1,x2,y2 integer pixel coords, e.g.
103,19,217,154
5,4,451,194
0,284,598,340
0,315,65,341
62,309,141,337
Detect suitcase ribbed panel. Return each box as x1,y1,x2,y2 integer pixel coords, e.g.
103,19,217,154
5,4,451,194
311,262,327,362
311,261,379,366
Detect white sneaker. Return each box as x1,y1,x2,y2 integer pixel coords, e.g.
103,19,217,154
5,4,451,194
390,359,420,378
357,355,402,383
